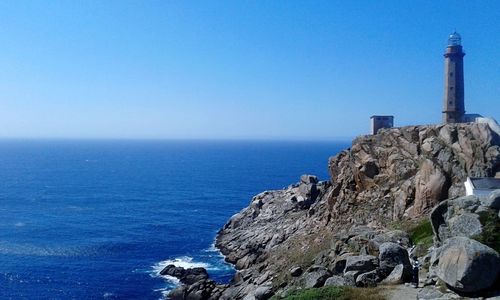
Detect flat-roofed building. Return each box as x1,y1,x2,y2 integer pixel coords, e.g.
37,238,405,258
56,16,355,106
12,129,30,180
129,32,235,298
464,177,500,196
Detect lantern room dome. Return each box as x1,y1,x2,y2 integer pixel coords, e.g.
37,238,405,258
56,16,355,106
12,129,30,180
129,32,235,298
448,31,461,46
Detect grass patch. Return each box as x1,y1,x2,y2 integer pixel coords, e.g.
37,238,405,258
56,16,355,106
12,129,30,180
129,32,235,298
272,286,385,300
272,231,332,288
473,210,500,253
408,219,433,249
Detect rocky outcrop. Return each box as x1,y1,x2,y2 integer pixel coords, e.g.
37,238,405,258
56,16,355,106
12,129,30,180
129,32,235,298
328,123,500,221
166,122,500,299
426,191,500,294
161,265,209,285
163,266,227,300
430,194,498,244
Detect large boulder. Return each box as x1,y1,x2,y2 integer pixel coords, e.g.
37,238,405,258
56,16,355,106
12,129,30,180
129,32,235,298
481,189,500,209
324,275,348,287
355,270,380,287
436,237,500,292
381,264,406,285
304,268,330,288
344,255,378,273
254,285,274,300
378,242,411,280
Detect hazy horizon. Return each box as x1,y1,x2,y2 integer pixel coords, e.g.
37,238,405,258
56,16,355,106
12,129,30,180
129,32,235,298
1,1,499,140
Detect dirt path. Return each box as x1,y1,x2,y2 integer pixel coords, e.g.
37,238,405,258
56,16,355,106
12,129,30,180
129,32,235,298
382,284,420,300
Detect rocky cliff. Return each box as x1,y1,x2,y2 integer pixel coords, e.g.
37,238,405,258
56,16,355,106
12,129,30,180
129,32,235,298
167,121,500,300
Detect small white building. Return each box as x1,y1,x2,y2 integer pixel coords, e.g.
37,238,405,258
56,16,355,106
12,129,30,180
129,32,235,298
464,177,500,196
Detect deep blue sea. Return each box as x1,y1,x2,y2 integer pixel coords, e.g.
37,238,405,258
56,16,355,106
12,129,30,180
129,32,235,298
0,140,348,299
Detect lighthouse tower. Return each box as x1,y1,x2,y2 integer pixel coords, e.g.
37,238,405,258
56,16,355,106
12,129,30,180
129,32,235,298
442,32,465,123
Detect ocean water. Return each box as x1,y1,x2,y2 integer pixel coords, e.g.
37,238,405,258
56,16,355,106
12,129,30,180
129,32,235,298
0,140,348,299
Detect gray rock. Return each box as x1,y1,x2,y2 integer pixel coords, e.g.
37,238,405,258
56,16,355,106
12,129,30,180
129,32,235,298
436,237,500,292
330,258,347,275
355,270,380,287
371,230,411,248
254,286,273,300
324,275,347,287
289,266,302,277
378,242,411,279
448,213,482,238
430,195,488,244
160,265,209,285
185,279,217,300
344,255,378,273
381,264,405,285
300,174,319,185
481,189,500,209
168,285,187,300
417,287,457,300
304,269,330,288
343,271,360,286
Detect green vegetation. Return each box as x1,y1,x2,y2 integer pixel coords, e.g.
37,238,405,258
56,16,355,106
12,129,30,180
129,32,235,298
408,219,434,249
271,286,385,300
473,210,500,253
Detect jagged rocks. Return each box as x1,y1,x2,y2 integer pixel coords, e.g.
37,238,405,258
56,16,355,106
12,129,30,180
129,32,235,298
435,237,500,293
168,278,223,300
328,122,500,221
160,265,209,285
210,122,500,299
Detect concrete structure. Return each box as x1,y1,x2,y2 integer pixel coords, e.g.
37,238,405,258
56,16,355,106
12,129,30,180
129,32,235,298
442,32,465,123
464,177,500,196
370,115,394,135
462,113,483,123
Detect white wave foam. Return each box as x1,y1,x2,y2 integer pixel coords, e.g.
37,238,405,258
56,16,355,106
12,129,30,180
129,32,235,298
153,286,173,300
152,256,212,276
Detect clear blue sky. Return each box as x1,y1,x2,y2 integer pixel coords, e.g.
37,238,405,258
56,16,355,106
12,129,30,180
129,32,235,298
0,1,499,140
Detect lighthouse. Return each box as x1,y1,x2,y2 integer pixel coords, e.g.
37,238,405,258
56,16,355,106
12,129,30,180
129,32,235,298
442,32,465,123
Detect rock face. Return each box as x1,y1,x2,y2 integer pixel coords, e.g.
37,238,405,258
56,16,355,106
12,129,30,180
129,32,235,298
165,122,500,299
435,237,500,292
329,123,500,221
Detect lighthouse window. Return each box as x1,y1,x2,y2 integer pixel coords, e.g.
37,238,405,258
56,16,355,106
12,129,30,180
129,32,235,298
449,101,453,104
450,87,454,90
450,72,453,76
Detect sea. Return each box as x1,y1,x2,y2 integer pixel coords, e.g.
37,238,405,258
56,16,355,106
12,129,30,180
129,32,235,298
0,139,349,299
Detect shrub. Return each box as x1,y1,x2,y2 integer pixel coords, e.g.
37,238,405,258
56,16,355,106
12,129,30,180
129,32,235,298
473,210,500,253
408,219,433,249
